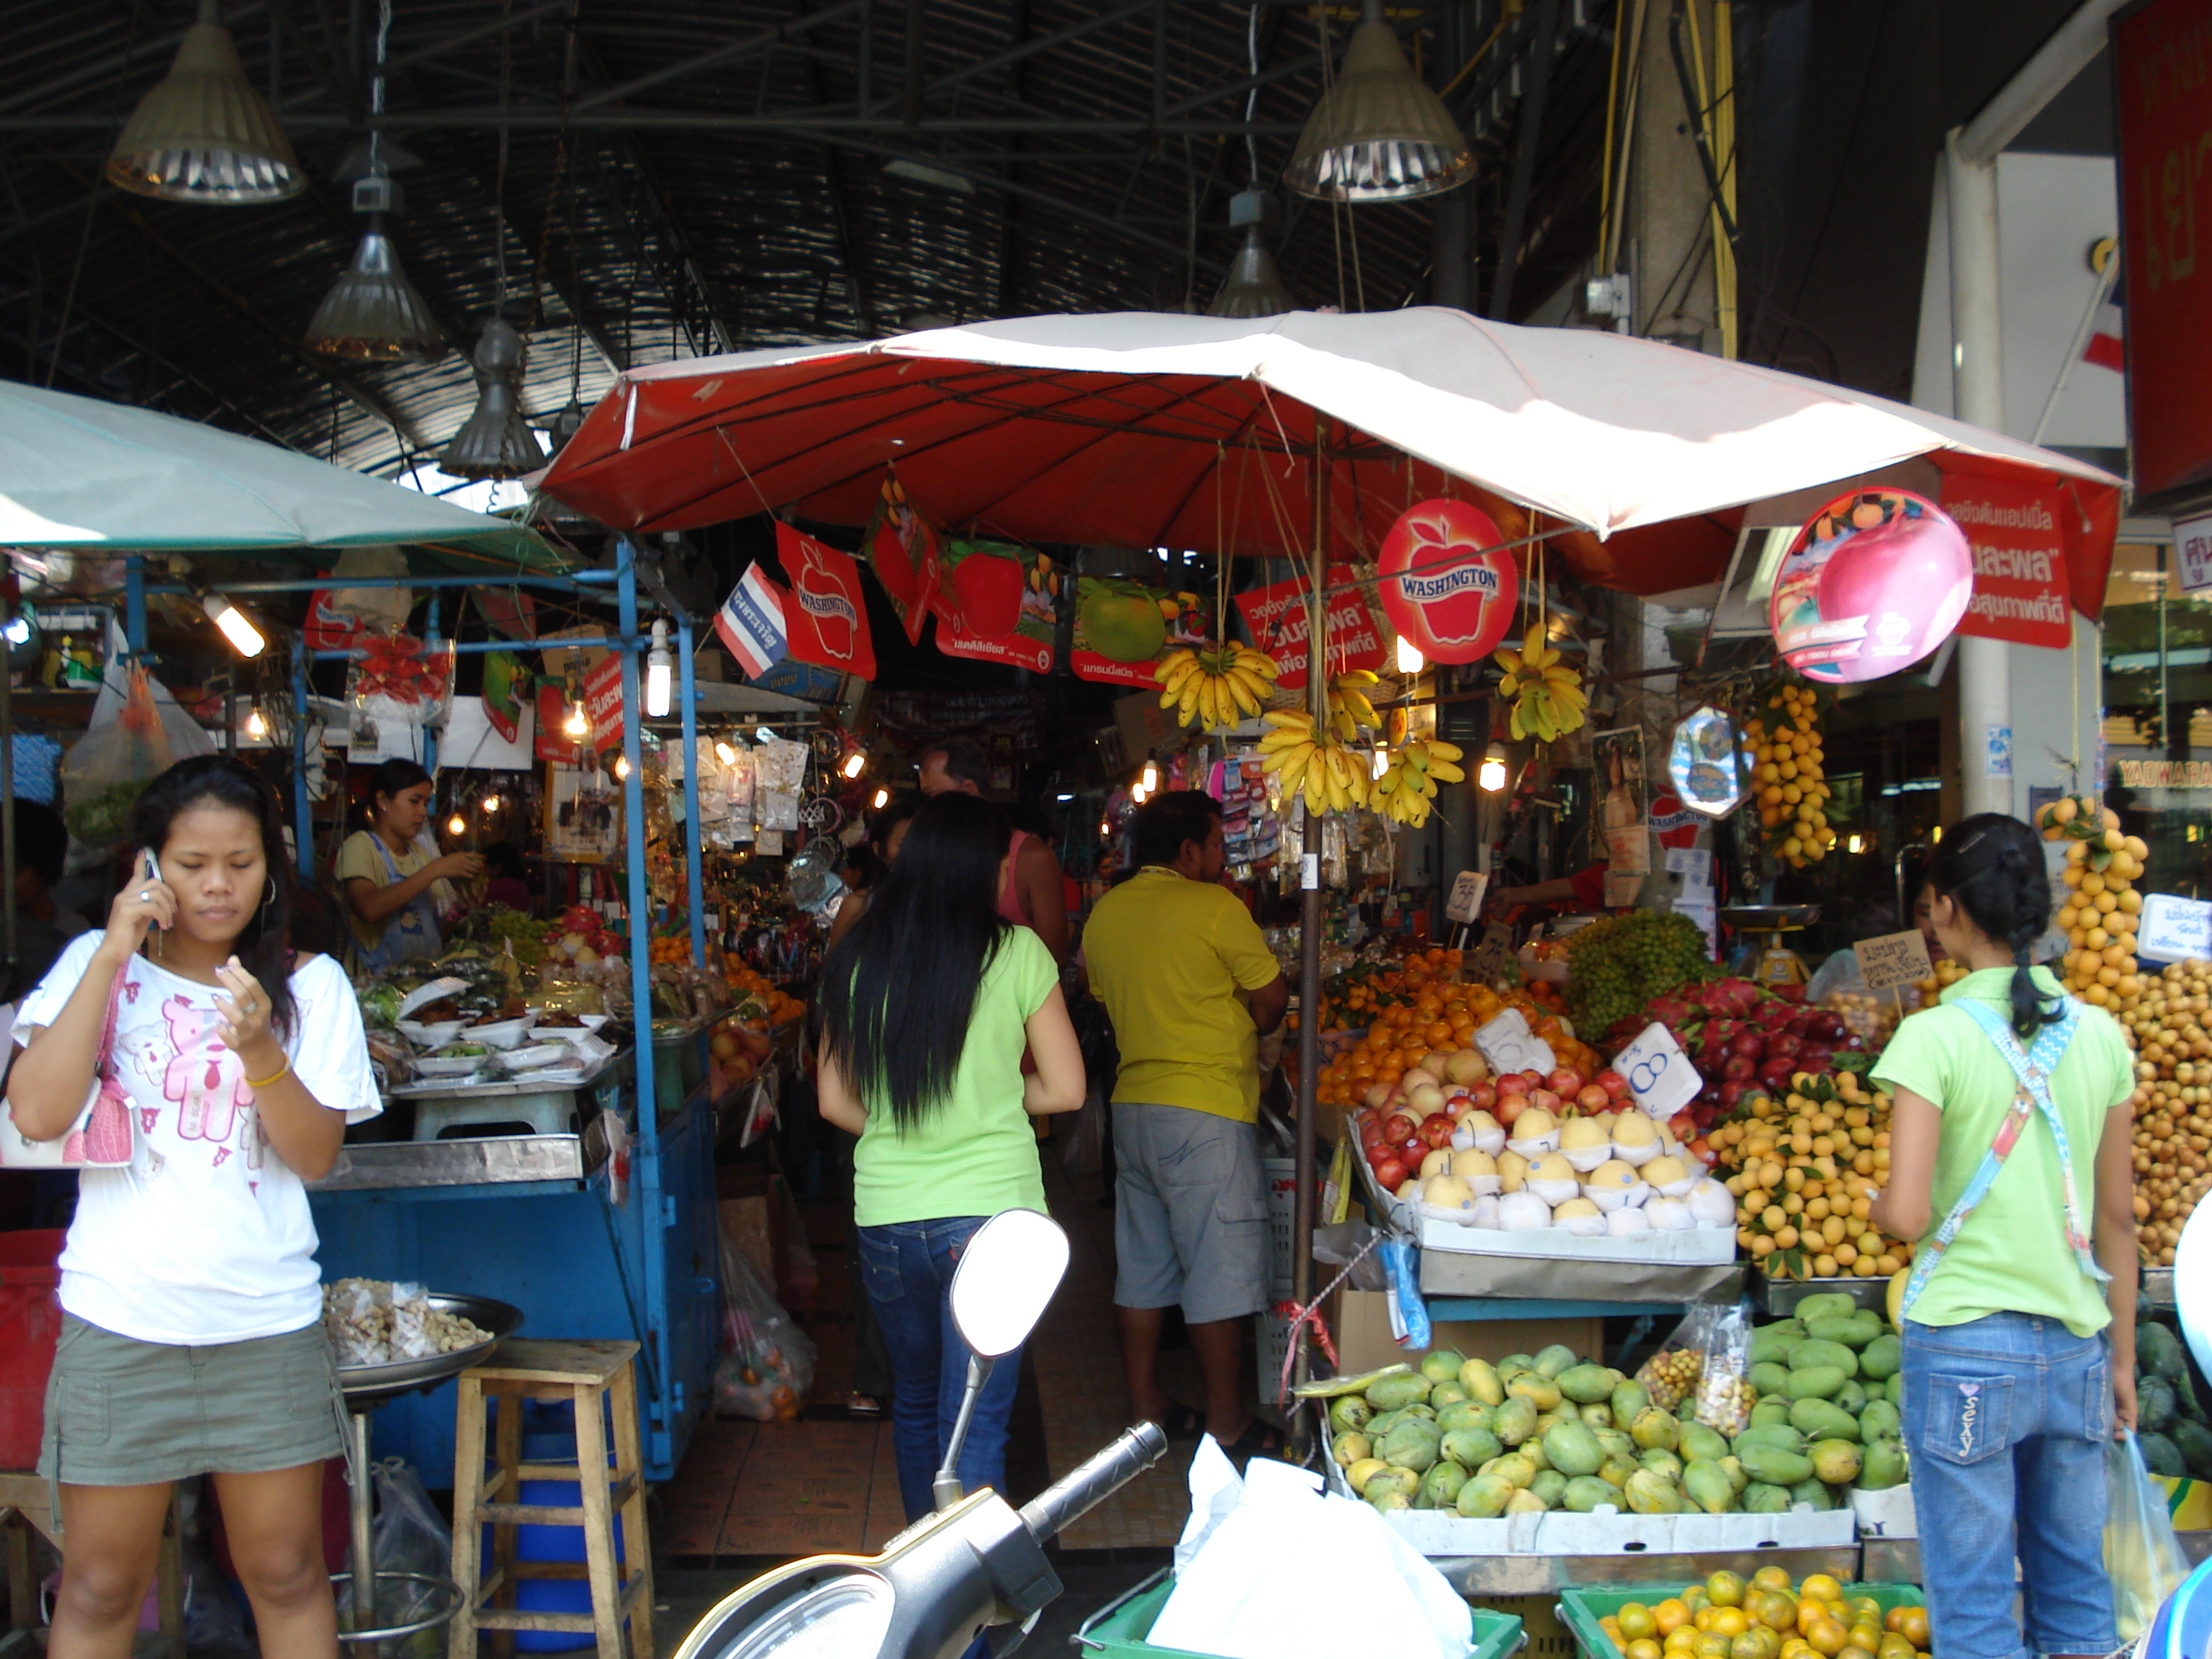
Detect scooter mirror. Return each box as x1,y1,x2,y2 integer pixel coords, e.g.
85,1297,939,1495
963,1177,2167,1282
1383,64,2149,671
950,1209,1069,1358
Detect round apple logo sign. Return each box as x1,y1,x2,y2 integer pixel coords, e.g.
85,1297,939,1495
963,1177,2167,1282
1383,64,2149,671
1768,487,1972,685
1378,498,1519,663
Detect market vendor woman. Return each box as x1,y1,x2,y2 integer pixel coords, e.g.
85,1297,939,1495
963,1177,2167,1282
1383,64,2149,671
337,758,482,973
6,755,379,1659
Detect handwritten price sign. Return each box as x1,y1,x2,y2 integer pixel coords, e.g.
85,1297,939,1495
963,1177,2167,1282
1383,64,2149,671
1473,1008,1556,1079
1445,870,1488,925
1611,1022,1702,1115
1854,930,1933,994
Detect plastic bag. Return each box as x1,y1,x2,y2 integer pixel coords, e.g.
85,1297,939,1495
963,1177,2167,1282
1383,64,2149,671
387,1282,435,1359
1687,1301,1755,1433
1635,1298,1741,1416
2108,1430,2190,1642
60,665,174,845
711,1228,815,1421
367,1458,454,1659
323,1277,395,1366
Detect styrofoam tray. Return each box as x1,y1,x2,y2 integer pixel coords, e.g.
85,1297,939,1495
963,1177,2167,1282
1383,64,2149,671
1848,1483,1916,1538
1411,1217,1737,1264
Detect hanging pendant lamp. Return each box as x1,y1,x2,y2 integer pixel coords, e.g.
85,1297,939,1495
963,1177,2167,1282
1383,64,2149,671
104,0,303,204
1208,192,1299,318
438,317,544,480
305,216,445,360
1285,0,1474,204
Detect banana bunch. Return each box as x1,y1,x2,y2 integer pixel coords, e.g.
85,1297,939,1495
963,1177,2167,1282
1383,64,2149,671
1372,737,1466,826
1494,624,1586,741
1154,642,1281,729
1326,669,1381,741
1257,709,1372,817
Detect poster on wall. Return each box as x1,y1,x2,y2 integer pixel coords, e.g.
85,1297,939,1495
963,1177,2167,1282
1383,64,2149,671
482,649,530,744
545,754,621,863
936,541,1060,673
1593,724,1650,876
1233,565,1385,691
534,684,581,765
774,523,877,679
1375,498,1519,664
1942,477,2073,649
866,469,946,645
1070,577,1207,688
1768,488,1973,684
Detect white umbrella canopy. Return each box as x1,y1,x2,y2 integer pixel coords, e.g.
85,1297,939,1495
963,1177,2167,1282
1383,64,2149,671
0,377,570,572
541,308,2122,601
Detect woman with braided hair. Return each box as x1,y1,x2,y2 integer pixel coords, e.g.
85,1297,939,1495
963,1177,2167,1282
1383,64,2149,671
1868,812,2139,1659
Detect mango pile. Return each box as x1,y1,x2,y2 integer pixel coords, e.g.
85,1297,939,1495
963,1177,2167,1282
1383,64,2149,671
1704,1073,1917,1281
1595,1570,1930,1659
2135,1317,2212,1480
1742,1292,1910,1498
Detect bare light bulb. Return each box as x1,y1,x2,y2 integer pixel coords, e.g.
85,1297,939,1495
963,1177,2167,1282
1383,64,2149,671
644,619,673,718
243,705,269,740
613,753,631,781
482,794,500,814
446,814,467,837
1372,747,1390,780
565,699,589,739
202,593,266,658
871,787,889,810
714,740,739,766
1140,760,1159,793
841,752,866,780
1478,755,1509,793
1395,636,1424,674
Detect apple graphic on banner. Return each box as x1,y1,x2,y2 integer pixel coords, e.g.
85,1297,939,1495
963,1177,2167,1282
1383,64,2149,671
1771,490,1972,685
1378,498,1519,663
948,547,1025,637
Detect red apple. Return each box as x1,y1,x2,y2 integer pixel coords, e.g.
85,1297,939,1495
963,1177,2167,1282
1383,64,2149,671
1547,1068,1585,1097
1496,1075,1531,1099
1469,1082,1498,1111
1359,1120,1385,1148
1596,1070,1632,1102
1419,1113,1457,1150
1363,1084,1394,1112
1388,1110,1421,1140
1373,1155,1407,1190
1577,1084,1611,1112
1521,1069,1546,1088
1667,1110,1699,1141
1496,1093,1529,1128
1528,1089,1563,1115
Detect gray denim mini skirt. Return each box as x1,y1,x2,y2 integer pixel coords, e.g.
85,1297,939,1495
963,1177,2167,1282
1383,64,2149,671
40,1312,349,1505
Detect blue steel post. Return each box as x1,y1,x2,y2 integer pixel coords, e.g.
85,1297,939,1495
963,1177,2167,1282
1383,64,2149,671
291,637,313,880
616,544,672,1429
124,557,148,656
422,595,440,774
678,619,705,972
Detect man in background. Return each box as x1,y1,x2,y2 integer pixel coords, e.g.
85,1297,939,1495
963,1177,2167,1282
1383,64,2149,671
4,801,89,1001
1082,790,1288,1457
918,735,1071,964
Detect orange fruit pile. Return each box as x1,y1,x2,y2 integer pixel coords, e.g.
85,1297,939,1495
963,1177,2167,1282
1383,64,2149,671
1596,1572,1928,1659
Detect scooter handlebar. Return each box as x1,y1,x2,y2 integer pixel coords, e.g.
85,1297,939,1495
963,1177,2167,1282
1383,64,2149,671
1017,1424,1169,1545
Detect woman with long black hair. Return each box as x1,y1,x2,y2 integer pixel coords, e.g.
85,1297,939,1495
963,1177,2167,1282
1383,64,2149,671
816,793,1086,1519
335,757,482,974
6,755,379,1659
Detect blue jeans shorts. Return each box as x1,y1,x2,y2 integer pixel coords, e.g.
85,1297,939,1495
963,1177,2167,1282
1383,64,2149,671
1902,1310,2115,1659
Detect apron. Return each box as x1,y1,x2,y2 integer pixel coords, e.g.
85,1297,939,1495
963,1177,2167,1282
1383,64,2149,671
354,834,441,976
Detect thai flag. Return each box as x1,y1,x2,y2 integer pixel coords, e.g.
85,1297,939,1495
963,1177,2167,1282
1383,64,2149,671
716,562,788,680
2084,288,2123,374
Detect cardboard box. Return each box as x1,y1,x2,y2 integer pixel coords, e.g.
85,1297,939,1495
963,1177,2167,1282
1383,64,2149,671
1326,1287,1602,1377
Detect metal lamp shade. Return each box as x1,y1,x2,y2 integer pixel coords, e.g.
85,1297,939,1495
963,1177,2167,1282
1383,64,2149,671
1285,18,1475,204
1208,227,1298,319
104,0,302,204
305,225,446,361
438,318,545,480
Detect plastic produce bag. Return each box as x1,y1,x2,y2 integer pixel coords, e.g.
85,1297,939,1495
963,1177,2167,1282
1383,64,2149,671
711,1229,815,1421
60,665,176,845
1636,1296,1740,1417
2108,1430,2190,1642
367,1458,454,1659
1687,1300,1755,1433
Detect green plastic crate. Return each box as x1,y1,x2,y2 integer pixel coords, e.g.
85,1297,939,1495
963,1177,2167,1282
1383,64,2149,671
1557,1584,1925,1659
1075,1569,1526,1659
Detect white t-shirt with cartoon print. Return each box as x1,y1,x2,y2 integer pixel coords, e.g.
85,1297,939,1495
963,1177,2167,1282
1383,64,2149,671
11,935,381,1345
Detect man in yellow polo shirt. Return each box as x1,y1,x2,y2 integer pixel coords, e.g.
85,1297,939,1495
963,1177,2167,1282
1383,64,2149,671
1083,791,1289,1457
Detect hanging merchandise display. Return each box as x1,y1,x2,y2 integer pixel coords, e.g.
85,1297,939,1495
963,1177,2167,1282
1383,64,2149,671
1377,498,1519,664
935,541,1058,674
1370,735,1465,826
1667,706,1753,819
480,649,529,745
866,468,947,644
1233,564,1387,691
1256,672,1384,817
1071,577,1206,687
1156,639,1281,727
1494,623,1586,741
1768,487,1973,684
773,522,878,680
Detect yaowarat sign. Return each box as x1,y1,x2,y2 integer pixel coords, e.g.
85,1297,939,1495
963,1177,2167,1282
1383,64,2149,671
1943,478,2073,650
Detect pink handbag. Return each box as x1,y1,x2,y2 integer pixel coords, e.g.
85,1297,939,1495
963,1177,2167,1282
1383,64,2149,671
0,964,137,1169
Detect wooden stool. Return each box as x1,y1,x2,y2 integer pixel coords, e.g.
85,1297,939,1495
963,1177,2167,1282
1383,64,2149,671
0,1471,184,1659
448,1341,652,1659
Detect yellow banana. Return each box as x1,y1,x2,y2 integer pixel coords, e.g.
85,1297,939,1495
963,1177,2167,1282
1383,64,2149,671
1425,739,1463,761
1428,759,1465,783
1264,709,1315,729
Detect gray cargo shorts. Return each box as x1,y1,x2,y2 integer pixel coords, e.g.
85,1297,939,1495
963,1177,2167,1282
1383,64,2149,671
1112,1102,1268,1325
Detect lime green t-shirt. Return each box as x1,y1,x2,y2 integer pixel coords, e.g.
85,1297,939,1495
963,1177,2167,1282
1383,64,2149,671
1871,966,2134,1337
1082,868,1286,1123
851,925,1058,1228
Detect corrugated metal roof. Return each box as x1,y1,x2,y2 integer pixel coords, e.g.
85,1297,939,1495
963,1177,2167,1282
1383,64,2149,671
0,1,1611,482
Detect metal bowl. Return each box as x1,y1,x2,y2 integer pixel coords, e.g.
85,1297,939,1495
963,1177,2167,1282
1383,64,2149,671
335,1292,523,1403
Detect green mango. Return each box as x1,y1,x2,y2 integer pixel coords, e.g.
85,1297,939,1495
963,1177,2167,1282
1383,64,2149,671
1593,1428,1637,1460
1887,1372,1904,1406
1563,1474,1619,1513
1497,1354,1537,1380
1363,1467,1420,1501
1639,1447,1683,1481
1429,1380,1470,1411
1559,1362,1619,1404
1787,1477,1837,1511
1421,1348,1467,1385
1611,1380,1652,1425
1788,1399,1859,1444
1490,1452,1539,1488
1858,1400,1902,1441
1624,1469,1685,1514
1678,1421,1730,1464
2171,1417,2212,1480
1749,1322,1804,1367
1598,1452,1641,1491
1857,1437,1909,1491
1369,1488,1411,1513
1457,1472,1515,1517
1737,1443,1815,1486
1860,1334,1902,1381
1329,1395,1372,1434
1793,1292,1859,1324
1805,1315,1881,1350
2141,1431,2187,1478
1719,1456,1750,1495
1808,1438,1863,1484
1529,1468,1568,1507
1833,1380,1869,1417
1631,1406,1681,1451
1534,1344,1581,1380
1735,1424,1804,1456
1533,1408,1573,1438
1332,1431,1373,1467
1460,1357,1507,1406
1506,1486,1550,1515
1438,1400,1497,1435
2141,1321,2190,1384
1788,1339,1859,1377
1522,1437,1551,1473
1380,1419,1442,1473
1581,1403,1615,1430
1750,1398,1794,1431
1543,1420,1605,1478
1507,1372,1564,1412
1493,1395,1539,1447
1743,1481,1792,1514
1417,1460,1471,1509
1681,1459,1735,1515
1366,1372,1434,1411
1749,1362,1793,1398
1442,1426,1503,1469
1785,1366,1848,1401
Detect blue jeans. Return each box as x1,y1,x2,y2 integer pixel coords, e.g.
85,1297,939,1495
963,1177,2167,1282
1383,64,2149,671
857,1217,1025,1524
1902,1311,2115,1659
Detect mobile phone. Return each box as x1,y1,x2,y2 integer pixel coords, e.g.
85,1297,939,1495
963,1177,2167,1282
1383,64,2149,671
141,849,162,886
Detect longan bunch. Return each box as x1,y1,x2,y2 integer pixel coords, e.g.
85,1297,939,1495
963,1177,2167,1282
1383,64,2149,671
2038,796,2147,1009
2124,961,2212,1266
1747,680,1833,867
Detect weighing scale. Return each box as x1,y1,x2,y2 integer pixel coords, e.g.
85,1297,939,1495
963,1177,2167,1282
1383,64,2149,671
1721,904,1821,991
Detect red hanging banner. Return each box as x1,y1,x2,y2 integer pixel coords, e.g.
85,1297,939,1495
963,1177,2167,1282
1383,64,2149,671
866,469,948,644
774,522,878,679
935,541,1058,674
1942,478,2074,650
534,683,582,764
1233,565,1387,691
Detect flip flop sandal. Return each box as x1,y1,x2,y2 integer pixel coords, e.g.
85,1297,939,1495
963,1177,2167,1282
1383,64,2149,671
1154,1401,1208,1440
1223,1419,1286,1460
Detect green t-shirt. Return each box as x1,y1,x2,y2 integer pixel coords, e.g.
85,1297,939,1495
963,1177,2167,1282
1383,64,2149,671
1871,966,2134,1337
851,925,1058,1228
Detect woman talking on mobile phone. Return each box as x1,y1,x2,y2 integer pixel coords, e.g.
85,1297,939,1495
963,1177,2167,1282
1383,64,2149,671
6,755,379,1659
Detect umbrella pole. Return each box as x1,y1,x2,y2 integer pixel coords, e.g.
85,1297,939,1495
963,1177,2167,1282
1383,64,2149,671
1288,432,1328,1453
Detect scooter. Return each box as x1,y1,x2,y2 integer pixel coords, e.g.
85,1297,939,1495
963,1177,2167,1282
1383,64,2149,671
671,1208,1170,1659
